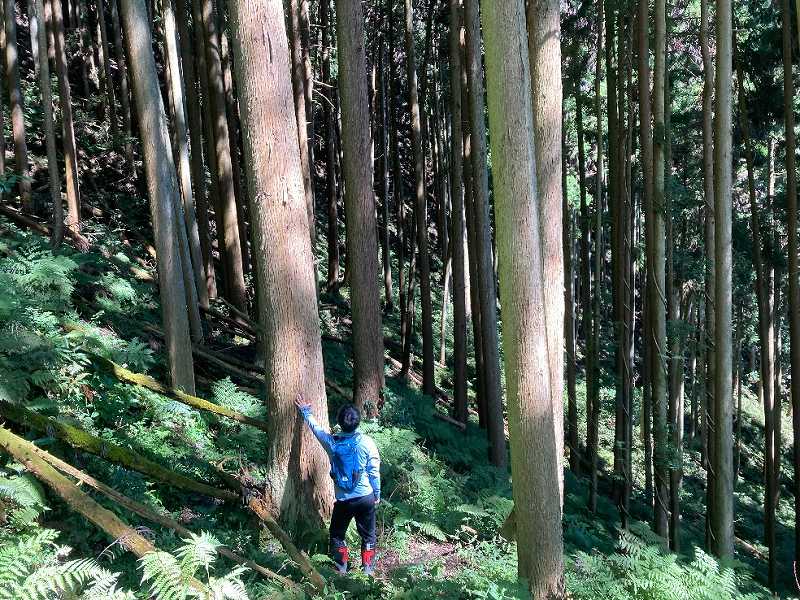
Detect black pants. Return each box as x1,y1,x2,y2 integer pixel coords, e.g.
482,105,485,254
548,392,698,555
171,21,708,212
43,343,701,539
330,494,377,552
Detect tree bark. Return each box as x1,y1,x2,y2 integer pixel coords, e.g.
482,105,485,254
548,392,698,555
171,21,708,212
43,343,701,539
481,0,564,595
200,0,247,312
228,0,333,529
465,0,504,465
4,0,32,211
404,0,435,395
528,0,564,505
711,0,734,558
120,0,196,394
335,0,386,412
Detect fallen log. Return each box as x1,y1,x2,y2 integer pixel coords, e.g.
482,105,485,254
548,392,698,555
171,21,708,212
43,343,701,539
88,352,270,432
0,425,206,593
30,444,297,589
247,496,327,592
0,402,238,502
200,305,258,339
144,325,264,386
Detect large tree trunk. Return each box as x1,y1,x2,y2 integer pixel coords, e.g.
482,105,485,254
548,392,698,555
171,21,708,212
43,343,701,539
335,0,386,412
228,0,333,529
32,0,62,246
448,0,468,425
782,0,800,570
481,0,564,596
119,0,195,394
465,0,505,466
711,0,734,559
528,0,564,505
404,0,435,395
199,0,247,312
4,0,32,211
163,0,208,311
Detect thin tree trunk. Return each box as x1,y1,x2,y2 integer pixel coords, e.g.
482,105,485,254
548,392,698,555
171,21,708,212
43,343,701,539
577,90,589,478
700,0,716,549
652,0,669,540
200,0,247,312
4,0,32,211
32,0,62,247
320,0,339,291
110,0,134,171
637,0,654,512
377,14,393,310
48,0,80,232
711,0,734,558
335,0,386,412
96,0,118,140
289,0,316,251
449,0,468,425
588,6,604,514
0,0,5,205
404,0,435,395
228,0,333,529
781,0,800,570
465,0,505,465
564,131,578,474
119,0,195,394
163,0,208,310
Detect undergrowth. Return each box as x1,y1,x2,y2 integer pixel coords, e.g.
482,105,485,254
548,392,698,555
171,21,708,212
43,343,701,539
0,217,780,598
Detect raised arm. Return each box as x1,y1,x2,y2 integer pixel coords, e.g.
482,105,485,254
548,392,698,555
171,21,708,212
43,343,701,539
295,394,333,453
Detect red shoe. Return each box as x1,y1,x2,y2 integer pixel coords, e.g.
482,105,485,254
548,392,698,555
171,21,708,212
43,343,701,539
333,544,348,574
361,543,376,576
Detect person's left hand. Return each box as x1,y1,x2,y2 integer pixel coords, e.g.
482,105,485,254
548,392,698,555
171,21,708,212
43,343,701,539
295,393,311,413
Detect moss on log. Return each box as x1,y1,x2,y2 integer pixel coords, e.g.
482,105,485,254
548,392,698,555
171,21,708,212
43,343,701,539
88,352,270,432
0,402,238,502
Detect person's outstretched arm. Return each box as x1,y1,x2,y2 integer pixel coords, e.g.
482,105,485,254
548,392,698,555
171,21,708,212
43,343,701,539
364,437,381,503
295,394,333,453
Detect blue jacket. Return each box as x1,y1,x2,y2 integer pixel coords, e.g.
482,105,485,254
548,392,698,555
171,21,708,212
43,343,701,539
300,406,381,502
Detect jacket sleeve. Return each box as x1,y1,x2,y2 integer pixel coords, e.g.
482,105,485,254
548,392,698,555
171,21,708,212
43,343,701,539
299,406,334,453
363,436,381,501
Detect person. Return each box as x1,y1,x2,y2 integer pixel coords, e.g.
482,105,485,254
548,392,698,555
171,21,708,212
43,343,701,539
295,394,381,575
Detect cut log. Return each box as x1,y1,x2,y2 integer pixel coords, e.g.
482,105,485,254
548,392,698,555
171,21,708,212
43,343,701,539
0,425,206,593
0,402,238,502
29,443,297,589
87,352,269,432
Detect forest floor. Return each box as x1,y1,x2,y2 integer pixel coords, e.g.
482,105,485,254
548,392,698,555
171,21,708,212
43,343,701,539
0,206,788,598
